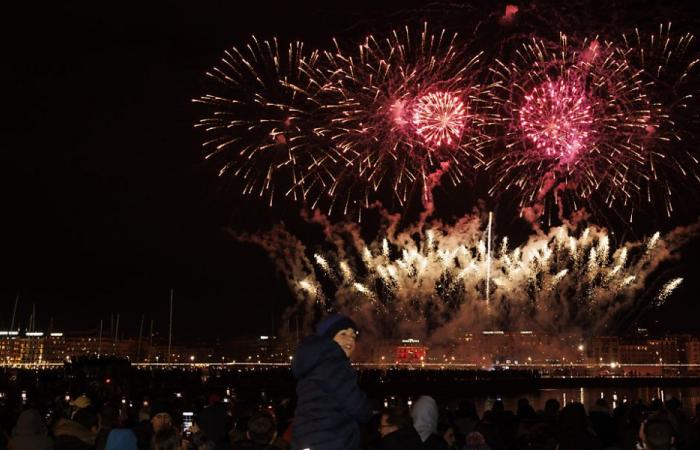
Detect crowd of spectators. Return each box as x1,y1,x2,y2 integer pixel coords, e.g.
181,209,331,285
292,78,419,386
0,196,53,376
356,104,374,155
0,376,698,450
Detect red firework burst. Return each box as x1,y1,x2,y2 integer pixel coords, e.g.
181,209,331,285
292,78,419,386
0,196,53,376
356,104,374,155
519,79,593,162
412,91,469,148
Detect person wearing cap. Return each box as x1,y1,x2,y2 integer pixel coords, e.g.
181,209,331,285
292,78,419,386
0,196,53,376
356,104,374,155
291,313,372,450
135,401,173,450
150,401,173,433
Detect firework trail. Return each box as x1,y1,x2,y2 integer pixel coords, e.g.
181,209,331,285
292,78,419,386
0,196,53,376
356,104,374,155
654,277,684,306
238,210,697,343
487,33,666,223
615,23,700,216
312,23,499,217
193,37,326,206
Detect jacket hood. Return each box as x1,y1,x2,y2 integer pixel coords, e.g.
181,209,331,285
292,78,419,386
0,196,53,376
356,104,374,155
411,395,439,442
195,403,229,445
292,335,345,378
12,409,48,437
380,425,424,450
53,417,96,444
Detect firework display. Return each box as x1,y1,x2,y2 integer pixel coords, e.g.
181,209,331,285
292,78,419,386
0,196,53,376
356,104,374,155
517,78,593,162
412,91,469,148
488,34,669,222
238,212,696,341
615,23,700,216
199,18,699,339
194,23,698,222
312,24,496,215
193,37,324,205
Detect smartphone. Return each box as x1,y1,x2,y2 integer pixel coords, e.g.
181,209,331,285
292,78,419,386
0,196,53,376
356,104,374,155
21,390,27,404
182,411,194,430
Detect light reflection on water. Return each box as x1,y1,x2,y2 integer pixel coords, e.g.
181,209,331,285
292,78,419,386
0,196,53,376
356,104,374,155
472,386,700,416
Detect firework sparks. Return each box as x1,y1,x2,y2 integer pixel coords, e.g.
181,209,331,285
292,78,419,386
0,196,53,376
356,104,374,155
616,23,700,216
193,23,699,223
193,36,325,206
412,91,469,147
313,23,496,214
244,211,693,342
488,34,664,221
654,277,683,306
519,79,593,162
314,254,331,276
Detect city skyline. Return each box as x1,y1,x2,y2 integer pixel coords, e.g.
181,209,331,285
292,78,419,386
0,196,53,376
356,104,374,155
2,327,700,377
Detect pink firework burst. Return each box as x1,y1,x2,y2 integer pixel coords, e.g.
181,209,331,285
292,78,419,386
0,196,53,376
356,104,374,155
312,23,495,216
519,79,593,162
488,34,655,222
412,91,469,148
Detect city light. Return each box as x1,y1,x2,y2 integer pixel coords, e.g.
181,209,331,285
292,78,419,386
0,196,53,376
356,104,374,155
0,323,694,378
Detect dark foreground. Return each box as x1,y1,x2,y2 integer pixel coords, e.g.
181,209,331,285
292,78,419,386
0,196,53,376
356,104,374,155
0,359,697,449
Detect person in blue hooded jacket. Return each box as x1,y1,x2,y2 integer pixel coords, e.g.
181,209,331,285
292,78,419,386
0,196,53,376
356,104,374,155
291,314,372,450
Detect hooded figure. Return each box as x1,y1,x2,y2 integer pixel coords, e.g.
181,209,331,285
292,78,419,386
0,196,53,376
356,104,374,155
291,314,372,450
105,429,138,450
557,402,602,450
195,402,230,450
53,406,98,450
378,405,423,450
411,396,448,450
10,409,54,450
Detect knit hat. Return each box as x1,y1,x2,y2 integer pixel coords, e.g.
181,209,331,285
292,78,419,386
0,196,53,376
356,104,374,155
149,400,172,419
316,314,358,339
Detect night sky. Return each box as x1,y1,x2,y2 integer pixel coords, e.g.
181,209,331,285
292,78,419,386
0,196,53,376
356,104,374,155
4,1,700,341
